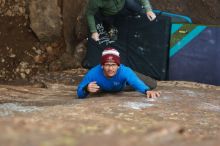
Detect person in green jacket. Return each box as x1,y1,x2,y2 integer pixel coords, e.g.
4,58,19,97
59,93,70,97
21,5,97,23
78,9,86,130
86,0,156,41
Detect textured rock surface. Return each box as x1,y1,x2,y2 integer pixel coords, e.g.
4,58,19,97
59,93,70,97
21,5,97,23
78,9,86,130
151,0,220,25
63,0,87,53
29,0,62,41
0,75,220,145
0,0,26,17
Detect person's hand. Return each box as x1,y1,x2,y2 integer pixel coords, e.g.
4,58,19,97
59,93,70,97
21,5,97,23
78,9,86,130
146,11,156,21
145,90,160,98
87,81,100,93
91,32,100,41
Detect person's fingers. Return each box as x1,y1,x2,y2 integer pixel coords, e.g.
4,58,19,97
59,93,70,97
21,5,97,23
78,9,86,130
91,33,100,41
93,87,100,92
149,15,155,21
89,81,97,85
92,36,97,41
89,87,99,93
147,92,150,98
147,15,152,21
90,83,100,89
91,86,100,91
91,88,98,92
156,92,160,97
146,91,161,98
93,36,100,41
153,92,160,98
88,81,100,93
147,12,156,21
151,13,156,20
151,93,155,98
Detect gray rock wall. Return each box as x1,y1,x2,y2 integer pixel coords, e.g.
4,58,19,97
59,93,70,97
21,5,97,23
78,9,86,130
28,0,87,53
63,0,87,53
29,0,62,42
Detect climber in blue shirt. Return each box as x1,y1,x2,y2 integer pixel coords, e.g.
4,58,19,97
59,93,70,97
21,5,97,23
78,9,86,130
77,47,160,98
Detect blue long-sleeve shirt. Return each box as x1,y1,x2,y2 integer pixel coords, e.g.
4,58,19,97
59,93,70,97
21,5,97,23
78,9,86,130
77,64,150,98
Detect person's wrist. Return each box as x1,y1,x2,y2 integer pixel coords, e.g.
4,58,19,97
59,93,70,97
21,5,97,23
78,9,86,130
146,9,152,13
92,31,98,34
83,84,89,93
145,89,149,94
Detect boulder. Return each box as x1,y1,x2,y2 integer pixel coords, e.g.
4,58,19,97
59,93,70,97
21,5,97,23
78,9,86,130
29,0,62,42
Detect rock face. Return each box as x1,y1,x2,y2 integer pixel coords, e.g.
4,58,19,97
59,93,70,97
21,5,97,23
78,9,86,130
0,0,26,16
29,0,62,41
0,74,220,146
63,0,87,53
151,0,220,25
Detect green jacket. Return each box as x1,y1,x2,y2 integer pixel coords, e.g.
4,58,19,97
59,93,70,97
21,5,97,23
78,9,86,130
86,0,152,33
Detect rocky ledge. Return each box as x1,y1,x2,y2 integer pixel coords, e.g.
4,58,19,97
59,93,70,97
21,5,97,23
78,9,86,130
0,73,219,146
